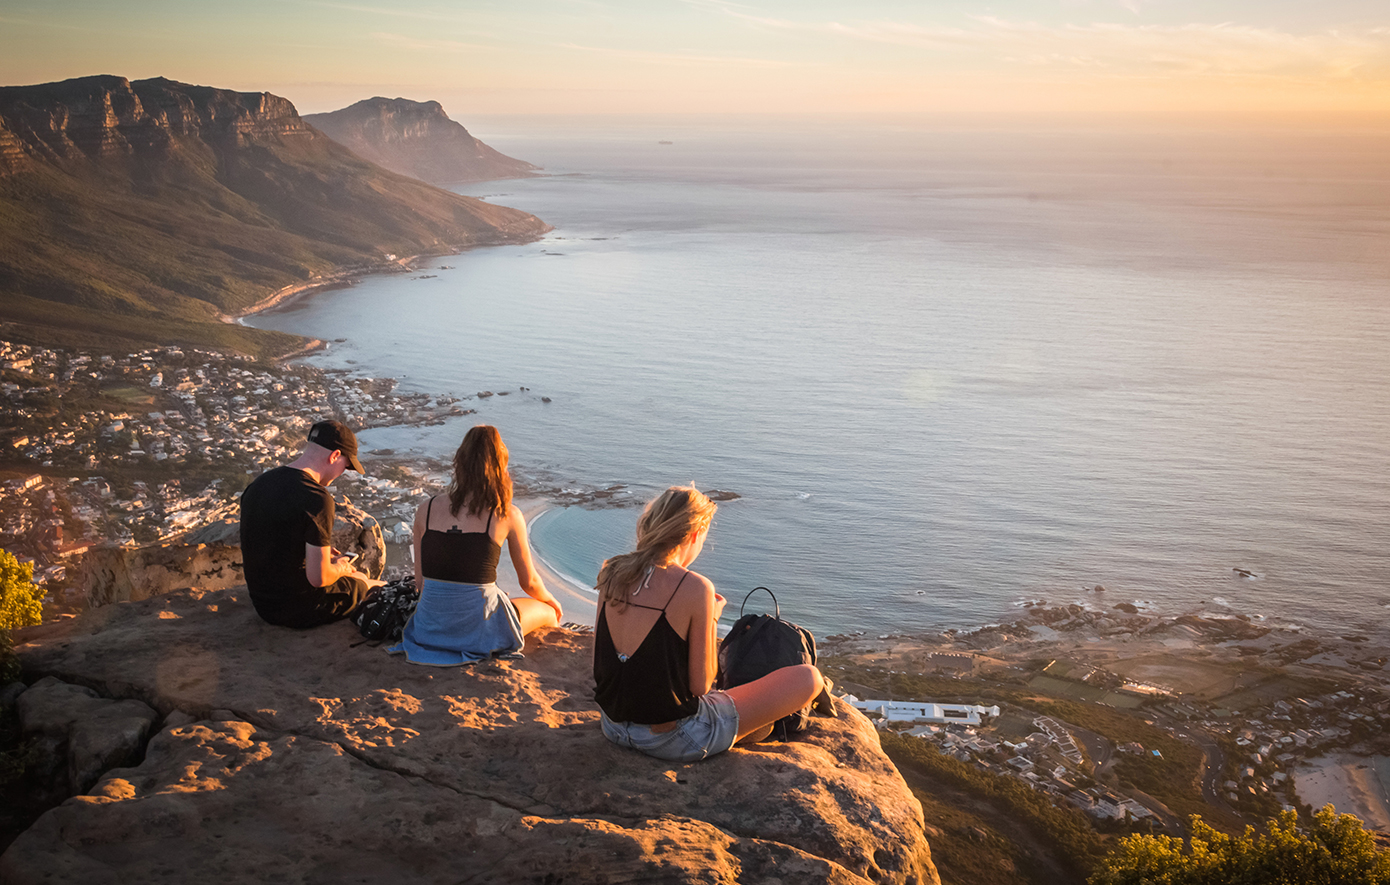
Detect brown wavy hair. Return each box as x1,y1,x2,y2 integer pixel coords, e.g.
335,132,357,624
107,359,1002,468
597,486,716,609
447,425,512,519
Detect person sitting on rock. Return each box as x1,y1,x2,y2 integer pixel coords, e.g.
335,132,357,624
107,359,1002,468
389,425,562,665
593,486,824,762
240,420,382,628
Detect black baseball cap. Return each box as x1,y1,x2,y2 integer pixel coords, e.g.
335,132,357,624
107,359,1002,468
307,420,364,473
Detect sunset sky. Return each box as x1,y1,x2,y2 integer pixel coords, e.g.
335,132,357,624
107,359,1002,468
2,0,1389,125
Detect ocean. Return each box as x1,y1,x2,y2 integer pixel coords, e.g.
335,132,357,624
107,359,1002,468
244,119,1390,638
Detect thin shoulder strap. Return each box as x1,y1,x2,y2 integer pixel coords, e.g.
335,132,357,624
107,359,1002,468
660,571,690,613
485,508,494,532
426,496,433,524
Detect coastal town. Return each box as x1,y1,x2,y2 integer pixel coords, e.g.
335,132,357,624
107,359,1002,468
0,335,473,600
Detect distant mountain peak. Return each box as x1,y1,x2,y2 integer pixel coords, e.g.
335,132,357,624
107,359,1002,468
305,97,538,185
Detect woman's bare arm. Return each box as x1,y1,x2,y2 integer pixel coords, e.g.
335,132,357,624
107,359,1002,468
411,498,429,588
685,574,724,697
505,505,563,621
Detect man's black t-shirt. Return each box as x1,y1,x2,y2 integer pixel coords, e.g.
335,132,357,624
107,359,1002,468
240,466,336,625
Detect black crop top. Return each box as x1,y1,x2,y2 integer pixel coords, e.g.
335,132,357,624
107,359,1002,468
593,573,699,725
419,499,502,585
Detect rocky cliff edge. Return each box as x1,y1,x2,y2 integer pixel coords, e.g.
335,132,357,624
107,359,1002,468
3,588,938,884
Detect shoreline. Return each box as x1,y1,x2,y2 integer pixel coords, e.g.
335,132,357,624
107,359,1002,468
223,256,419,325
229,232,552,329
509,497,598,628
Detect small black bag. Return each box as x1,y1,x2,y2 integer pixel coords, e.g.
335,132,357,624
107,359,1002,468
716,586,817,741
353,577,419,645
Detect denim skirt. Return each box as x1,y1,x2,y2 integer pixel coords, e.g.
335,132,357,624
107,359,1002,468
600,691,740,763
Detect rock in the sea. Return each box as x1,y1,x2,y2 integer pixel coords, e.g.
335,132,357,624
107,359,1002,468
6,587,938,884
703,489,742,502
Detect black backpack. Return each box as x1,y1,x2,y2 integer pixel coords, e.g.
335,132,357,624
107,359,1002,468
716,587,817,741
352,578,419,645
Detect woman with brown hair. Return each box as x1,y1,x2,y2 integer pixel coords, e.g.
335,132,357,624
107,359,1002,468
390,425,562,665
593,485,824,762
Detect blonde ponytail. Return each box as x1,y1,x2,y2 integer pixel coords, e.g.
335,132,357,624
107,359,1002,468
597,486,716,608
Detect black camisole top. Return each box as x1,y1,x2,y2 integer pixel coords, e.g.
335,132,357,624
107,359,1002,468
419,498,502,585
593,573,699,725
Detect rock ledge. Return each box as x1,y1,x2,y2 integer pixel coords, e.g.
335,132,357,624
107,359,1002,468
4,588,937,884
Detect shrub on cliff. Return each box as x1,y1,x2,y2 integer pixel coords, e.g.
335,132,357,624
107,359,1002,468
1090,806,1390,885
1,549,43,632
2,549,43,683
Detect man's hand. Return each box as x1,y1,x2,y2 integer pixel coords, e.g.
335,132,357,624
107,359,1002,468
306,544,367,587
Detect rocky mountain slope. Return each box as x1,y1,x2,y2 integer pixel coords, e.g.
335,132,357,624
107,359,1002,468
0,76,549,356
4,588,939,884
305,97,538,185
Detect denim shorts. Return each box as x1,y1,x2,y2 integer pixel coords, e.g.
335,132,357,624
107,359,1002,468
600,691,740,763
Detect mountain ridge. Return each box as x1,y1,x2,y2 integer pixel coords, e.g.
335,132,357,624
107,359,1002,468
0,76,549,357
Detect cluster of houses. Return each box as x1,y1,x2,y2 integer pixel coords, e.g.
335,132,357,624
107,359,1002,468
0,338,465,597
844,695,1159,824
1209,691,1377,806
2,340,493,475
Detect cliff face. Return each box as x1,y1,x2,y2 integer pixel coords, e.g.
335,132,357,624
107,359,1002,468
0,76,305,168
305,97,538,185
5,587,939,885
0,76,550,356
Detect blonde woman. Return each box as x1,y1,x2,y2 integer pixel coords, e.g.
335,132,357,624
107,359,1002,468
390,425,562,665
593,486,823,762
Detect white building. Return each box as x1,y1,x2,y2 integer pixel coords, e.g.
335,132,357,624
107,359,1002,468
846,697,1000,725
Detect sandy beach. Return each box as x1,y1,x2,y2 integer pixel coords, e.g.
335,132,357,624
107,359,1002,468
1293,755,1390,832
491,497,598,628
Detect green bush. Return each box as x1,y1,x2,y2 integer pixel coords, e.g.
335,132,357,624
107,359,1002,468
1090,806,1390,885
0,549,43,633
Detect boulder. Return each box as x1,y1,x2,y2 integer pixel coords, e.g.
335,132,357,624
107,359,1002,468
177,518,239,546
77,543,244,608
14,676,159,796
6,587,938,884
332,500,386,581
78,500,386,609
0,681,24,710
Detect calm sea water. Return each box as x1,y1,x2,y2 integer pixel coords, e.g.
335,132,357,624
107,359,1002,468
246,120,1390,638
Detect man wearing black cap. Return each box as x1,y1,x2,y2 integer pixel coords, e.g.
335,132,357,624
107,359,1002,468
240,420,380,628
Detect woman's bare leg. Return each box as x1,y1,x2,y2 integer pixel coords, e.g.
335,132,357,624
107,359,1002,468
512,596,559,637
722,664,823,744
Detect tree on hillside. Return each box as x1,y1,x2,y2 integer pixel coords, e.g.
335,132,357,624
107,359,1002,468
0,549,43,632
1090,806,1390,885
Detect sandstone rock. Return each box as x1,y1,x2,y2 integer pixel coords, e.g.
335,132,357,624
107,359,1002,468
0,680,24,710
161,709,196,729
15,676,159,795
177,518,239,546
77,542,244,608
79,501,386,609
8,587,938,884
333,500,386,581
